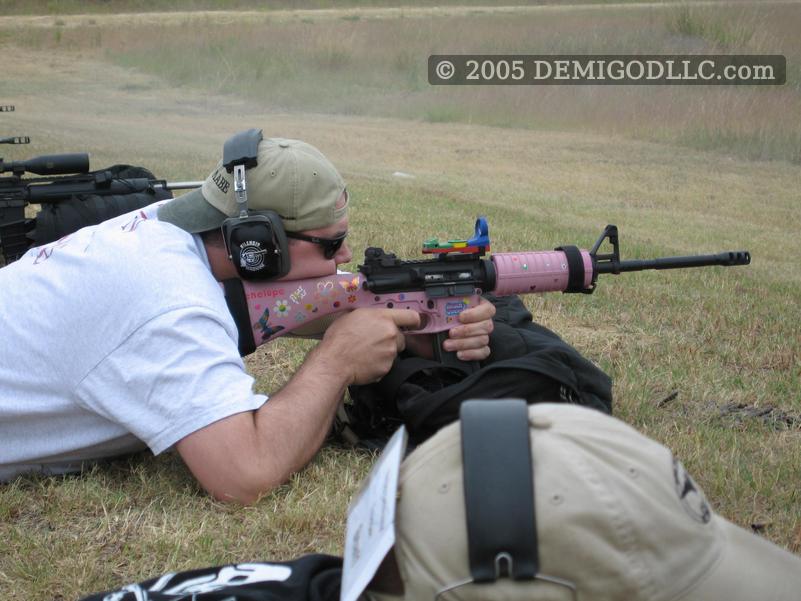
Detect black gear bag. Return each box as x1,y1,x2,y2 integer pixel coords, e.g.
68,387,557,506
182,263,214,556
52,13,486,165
80,554,343,601
337,294,613,449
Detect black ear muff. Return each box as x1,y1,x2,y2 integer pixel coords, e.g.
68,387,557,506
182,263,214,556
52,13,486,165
222,210,290,280
218,128,291,281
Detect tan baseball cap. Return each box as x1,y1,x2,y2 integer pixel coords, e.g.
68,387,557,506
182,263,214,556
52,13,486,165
366,403,801,601
158,137,347,233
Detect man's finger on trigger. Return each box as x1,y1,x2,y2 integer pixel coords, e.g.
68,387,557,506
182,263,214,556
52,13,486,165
387,309,421,330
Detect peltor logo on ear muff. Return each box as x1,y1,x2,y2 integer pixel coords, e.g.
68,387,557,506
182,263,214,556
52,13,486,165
239,239,266,271
222,211,291,281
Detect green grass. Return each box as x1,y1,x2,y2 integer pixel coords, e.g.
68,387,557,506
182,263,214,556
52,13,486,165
0,448,375,598
666,3,758,49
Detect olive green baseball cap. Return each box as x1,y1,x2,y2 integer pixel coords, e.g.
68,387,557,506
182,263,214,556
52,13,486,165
158,137,347,233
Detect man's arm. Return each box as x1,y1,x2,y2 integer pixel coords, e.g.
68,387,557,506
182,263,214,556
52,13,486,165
176,308,420,504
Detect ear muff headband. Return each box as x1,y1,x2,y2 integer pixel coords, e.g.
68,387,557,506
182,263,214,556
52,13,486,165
448,400,578,600
460,399,539,582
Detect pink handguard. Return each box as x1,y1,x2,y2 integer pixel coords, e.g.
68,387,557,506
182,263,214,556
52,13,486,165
491,250,594,296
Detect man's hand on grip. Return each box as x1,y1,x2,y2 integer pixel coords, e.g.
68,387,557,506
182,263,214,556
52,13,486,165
443,298,495,361
320,308,420,385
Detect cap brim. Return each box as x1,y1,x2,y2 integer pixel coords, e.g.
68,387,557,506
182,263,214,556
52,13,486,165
681,516,801,600
156,187,229,234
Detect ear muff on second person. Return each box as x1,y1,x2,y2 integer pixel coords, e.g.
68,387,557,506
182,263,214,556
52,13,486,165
221,209,290,281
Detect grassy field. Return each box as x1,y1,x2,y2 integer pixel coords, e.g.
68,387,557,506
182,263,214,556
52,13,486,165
1,2,800,600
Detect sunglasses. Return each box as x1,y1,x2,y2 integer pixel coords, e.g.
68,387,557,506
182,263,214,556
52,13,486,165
285,231,348,259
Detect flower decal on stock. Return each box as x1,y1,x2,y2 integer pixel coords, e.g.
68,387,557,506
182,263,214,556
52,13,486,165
274,300,290,316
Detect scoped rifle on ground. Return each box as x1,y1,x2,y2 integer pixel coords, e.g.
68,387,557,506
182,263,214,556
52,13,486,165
0,114,201,265
224,217,751,366
0,152,202,264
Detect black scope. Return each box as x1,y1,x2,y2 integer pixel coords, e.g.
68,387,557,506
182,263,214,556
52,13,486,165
0,153,90,176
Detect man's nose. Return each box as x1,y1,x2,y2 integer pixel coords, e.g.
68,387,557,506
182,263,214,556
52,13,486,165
335,242,353,264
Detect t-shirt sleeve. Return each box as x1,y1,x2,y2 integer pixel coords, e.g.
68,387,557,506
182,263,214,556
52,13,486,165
74,306,268,455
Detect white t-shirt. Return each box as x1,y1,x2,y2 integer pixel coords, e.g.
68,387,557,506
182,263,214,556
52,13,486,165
0,202,267,481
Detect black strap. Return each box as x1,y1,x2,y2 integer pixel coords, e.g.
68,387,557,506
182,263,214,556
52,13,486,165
223,278,256,356
555,245,584,293
460,399,538,582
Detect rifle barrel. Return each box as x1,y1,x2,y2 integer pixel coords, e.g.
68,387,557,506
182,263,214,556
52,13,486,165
0,136,30,145
159,181,203,190
595,251,751,274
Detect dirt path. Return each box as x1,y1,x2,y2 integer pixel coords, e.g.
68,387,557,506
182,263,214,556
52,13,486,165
0,1,797,30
